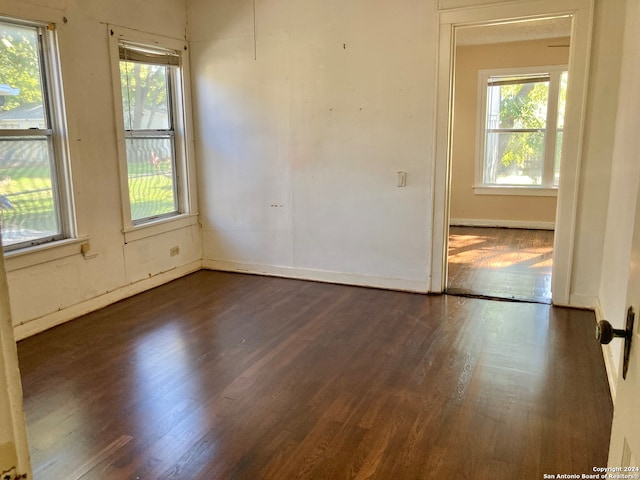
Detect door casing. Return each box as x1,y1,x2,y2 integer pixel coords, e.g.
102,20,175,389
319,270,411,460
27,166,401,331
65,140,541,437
430,0,594,306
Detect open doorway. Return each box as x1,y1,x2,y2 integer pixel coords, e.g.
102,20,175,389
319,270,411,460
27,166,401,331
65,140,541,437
431,0,593,306
446,17,571,303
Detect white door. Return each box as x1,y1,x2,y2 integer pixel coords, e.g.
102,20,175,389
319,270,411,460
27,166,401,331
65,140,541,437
607,0,640,468
0,249,31,477
608,182,640,468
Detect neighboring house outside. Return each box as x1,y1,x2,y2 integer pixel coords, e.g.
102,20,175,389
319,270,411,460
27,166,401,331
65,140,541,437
0,102,43,129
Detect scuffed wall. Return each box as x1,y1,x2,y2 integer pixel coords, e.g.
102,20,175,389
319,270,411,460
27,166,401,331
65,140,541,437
189,0,438,291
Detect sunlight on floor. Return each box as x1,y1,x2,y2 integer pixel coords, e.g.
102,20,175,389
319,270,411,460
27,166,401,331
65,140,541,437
447,227,554,303
448,230,553,270
530,258,553,268
448,247,553,269
448,234,488,249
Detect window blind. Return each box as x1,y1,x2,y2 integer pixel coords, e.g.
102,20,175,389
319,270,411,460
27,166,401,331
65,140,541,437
488,74,550,87
119,42,179,67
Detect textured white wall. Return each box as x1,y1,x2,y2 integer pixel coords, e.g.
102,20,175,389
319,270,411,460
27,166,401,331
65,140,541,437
189,0,438,290
569,0,626,307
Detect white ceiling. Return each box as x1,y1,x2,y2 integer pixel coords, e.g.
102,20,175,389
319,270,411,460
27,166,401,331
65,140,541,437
456,16,572,46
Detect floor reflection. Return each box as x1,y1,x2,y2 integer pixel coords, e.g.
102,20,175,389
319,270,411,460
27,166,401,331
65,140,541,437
132,323,213,466
447,226,554,303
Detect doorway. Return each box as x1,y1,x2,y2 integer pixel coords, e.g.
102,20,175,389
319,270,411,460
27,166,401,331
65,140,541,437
446,18,570,303
430,0,594,306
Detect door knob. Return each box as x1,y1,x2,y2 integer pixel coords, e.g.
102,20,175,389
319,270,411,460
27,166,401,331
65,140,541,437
595,306,635,380
596,320,629,344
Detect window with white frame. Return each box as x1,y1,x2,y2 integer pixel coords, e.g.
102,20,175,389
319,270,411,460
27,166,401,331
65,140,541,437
0,17,72,251
476,66,568,191
110,28,192,227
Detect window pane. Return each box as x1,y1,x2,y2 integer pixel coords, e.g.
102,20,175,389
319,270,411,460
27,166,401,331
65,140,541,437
487,80,549,130
484,131,545,185
126,137,177,221
0,22,47,129
120,61,170,130
0,138,60,247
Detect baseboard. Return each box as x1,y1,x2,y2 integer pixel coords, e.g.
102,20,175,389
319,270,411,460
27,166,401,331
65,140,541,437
567,293,598,310
13,260,202,341
450,218,555,230
595,298,618,404
202,259,430,294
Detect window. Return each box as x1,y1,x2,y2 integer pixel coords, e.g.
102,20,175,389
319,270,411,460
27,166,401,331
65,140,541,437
110,27,193,228
476,66,568,191
0,18,72,251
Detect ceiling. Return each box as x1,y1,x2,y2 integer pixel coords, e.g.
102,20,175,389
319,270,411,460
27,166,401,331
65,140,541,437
456,16,572,46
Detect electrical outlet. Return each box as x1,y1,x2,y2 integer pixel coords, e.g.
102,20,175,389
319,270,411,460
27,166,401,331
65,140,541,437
170,246,180,257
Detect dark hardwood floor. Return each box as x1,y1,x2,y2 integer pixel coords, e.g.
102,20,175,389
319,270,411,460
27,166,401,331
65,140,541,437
448,226,554,303
18,271,611,479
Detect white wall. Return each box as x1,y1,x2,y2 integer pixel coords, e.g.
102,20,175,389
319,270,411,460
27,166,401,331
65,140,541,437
568,0,626,307
189,0,437,291
1,0,202,339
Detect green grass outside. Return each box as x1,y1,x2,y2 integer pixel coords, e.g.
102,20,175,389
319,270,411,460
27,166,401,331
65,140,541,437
0,171,176,239
128,173,177,220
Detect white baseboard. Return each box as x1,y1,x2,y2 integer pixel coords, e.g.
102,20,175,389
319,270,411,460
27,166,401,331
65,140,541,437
450,218,555,230
595,298,618,404
202,259,430,294
566,293,598,310
13,260,202,341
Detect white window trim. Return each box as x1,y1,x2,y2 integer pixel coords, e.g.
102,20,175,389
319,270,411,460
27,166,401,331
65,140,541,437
122,212,198,244
4,236,87,272
108,25,198,242
473,186,558,197
474,64,568,192
0,16,78,260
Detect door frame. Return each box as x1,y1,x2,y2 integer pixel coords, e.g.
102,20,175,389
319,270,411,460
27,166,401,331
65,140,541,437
430,0,594,305
0,248,31,477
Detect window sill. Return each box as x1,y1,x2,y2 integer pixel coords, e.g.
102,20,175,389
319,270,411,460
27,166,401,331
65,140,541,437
4,236,89,272
473,186,558,197
122,213,199,243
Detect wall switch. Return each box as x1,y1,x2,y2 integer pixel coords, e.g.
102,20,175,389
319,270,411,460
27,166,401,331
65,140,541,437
397,171,407,187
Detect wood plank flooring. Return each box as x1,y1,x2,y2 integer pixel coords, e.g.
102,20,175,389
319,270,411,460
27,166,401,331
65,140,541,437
18,271,611,479
448,226,554,303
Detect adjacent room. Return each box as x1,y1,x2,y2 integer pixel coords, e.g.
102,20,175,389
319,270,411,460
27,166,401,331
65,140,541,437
0,0,639,479
447,18,567,303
